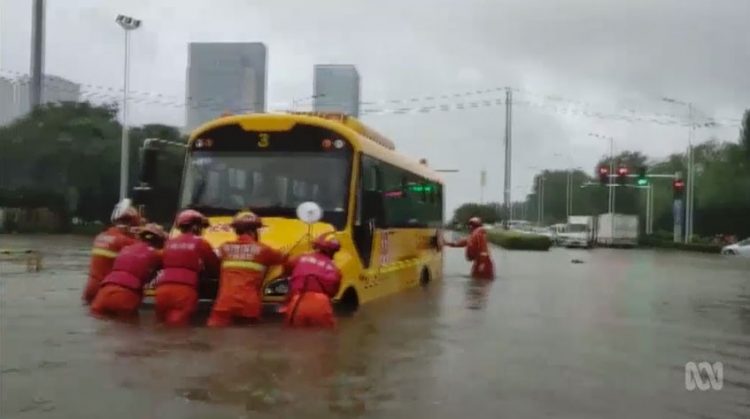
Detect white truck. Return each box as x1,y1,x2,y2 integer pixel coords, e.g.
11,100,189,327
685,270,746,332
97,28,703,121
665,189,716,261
558,216,594,248
596,213,639,247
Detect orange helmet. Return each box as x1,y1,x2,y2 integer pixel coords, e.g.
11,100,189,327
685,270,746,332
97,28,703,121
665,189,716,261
468,217,482,228
137,223,167,243
175,209,209,228
313,233,341,255
231,211,264,231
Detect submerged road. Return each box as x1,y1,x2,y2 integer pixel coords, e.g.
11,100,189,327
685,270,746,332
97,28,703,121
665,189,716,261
1,234,749,419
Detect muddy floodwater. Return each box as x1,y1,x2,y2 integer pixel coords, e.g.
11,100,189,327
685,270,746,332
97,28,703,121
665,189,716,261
1,234,749,418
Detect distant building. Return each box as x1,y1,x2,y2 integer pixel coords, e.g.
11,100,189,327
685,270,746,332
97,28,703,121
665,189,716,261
185,42,267,132
0,74,80,126
313,65,360,117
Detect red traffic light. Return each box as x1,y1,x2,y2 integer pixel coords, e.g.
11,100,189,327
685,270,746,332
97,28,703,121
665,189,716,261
617,167,629,176
673,179,685,189
598,166,609,185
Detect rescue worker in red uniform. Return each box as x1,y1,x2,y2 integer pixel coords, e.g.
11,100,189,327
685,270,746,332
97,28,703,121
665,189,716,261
282,234,342,328
207,212,286,327
83,206,141,304
90,223,167,321
445,217,495,279
155,210,220,326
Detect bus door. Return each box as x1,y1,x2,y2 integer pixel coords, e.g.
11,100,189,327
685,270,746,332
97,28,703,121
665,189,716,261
353,155,384,268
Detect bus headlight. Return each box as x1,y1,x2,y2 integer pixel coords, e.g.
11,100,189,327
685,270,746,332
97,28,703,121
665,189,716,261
264,277,290,296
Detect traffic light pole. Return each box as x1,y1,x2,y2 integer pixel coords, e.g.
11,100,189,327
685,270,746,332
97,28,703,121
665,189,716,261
583,173,679,238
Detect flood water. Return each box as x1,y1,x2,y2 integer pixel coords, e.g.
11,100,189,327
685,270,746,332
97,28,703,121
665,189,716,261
1,234,749,418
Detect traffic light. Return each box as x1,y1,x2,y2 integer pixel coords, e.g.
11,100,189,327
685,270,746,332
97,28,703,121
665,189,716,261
616,166,629,184
636,167,648,186
673,179,685,198
598,166,610,185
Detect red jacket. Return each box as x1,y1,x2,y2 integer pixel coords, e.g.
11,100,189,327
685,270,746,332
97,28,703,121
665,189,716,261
453,227,490,261
158,233,220,288
286,252,341,299
88,227,137,281
218,234,286,290
101,242,162,292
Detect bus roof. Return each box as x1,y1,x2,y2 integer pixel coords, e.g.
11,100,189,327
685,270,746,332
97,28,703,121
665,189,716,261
190,112,443,183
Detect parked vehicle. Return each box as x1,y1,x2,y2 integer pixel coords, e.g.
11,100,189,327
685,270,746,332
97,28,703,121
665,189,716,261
549,223,567,245
596,213,638,247
721,238,750,256
558,216,594,248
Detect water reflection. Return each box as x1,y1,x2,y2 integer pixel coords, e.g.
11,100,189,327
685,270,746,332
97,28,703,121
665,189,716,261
464,278,493,310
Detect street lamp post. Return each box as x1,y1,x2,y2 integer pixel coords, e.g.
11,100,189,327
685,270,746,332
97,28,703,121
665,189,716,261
588,133,615,215
116,14,141,201
553,153,580,219
662,97,695,243
589,133,616,241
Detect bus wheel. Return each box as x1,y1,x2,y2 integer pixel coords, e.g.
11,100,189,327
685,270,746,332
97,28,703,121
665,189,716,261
336,287,359,315
420,268,431,287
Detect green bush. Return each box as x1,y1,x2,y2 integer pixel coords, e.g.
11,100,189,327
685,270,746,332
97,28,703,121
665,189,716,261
487,229,551,251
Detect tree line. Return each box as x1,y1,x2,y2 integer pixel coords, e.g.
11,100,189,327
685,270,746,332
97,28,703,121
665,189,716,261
0,102,185,230
453,110,750,239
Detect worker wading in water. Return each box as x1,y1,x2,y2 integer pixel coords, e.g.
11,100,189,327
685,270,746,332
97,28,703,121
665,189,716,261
281,233,342,328
155,210,220,326
83,205,142,304
445,217,495,279
90,223,167,321
207,211,286,327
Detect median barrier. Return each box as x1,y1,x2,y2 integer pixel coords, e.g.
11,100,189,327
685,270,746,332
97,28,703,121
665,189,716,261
487,229,552,251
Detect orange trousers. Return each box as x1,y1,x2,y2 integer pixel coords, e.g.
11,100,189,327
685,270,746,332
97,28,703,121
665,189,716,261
82,276,102,304
90,284,141,320
207,288,262,327
471,254,495,279
284,292,335,328
155,283,199,326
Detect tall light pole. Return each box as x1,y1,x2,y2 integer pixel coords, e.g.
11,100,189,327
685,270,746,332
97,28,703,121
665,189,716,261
589,133,615,215
553,153,579,219
116,14,141,200
29,0,45,108
662,97,695,243
503,88,513,230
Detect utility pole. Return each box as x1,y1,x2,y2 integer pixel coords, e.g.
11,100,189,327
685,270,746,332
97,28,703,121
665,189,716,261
537,176,545,226
503,88,512,229
480,169,486,204
29,0,45,108
685,103,695,243
566,170,572,218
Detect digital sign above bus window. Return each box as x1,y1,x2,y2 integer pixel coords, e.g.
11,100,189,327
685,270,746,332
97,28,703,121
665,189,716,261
191,123,353,154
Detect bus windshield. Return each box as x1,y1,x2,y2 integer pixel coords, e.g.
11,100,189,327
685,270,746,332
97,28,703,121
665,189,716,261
180,151,350,227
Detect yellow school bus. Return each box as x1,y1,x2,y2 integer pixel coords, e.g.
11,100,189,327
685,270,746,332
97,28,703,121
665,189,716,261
162,112,444,311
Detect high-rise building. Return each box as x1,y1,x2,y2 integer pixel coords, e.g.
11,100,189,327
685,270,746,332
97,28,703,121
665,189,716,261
313,65,360,117
185,42,267,132
0,74,80,126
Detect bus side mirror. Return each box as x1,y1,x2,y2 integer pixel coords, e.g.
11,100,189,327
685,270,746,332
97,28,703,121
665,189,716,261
140,145,159,187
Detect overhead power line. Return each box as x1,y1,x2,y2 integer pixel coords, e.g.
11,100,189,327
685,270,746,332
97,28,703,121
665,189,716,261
0,68,741,128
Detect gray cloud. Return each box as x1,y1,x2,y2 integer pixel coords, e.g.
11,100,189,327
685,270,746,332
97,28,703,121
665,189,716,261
1,0,747,216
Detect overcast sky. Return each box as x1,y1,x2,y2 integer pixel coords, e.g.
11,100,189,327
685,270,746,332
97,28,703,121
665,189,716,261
1,0,748,216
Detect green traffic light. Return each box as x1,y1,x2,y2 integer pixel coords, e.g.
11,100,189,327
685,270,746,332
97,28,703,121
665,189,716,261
637,178,648,186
